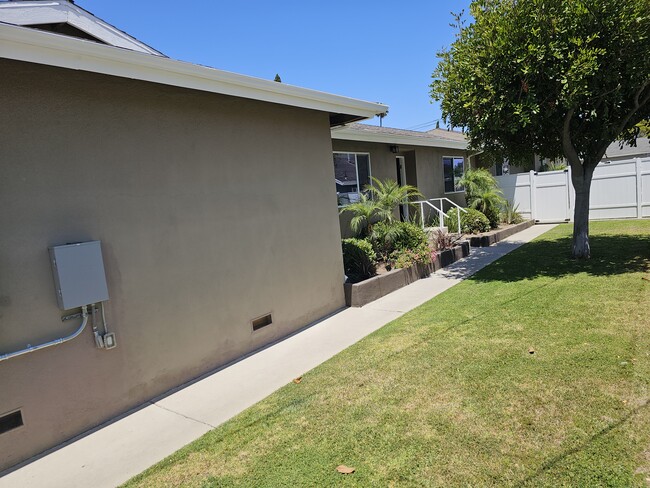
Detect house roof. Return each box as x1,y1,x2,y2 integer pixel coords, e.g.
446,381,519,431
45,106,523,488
331,123,468,150
604,137,650,160
0,0,164,56
425,128,469,142
0,22,388,126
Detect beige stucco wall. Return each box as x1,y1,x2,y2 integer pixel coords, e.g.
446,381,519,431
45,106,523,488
332,140,467,236
0,59,346,471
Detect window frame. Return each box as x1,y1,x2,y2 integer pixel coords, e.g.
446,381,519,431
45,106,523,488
442,155,466,194
333,151,372,208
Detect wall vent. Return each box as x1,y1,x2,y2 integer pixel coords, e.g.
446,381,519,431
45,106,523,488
252,313,273,331
0,410,23,435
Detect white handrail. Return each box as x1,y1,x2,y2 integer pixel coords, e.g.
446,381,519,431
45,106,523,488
416,200,447,229
413,197,467,233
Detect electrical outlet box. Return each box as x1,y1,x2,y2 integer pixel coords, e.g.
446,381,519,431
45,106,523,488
103,332,117,350
49,241,109,310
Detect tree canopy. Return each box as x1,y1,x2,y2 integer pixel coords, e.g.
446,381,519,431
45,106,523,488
431,0,650,257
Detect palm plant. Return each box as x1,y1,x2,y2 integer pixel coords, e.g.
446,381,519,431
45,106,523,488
366,177,423,223
457,169,505,228
340,178,424,237
457,169,499,200
339,193,383,237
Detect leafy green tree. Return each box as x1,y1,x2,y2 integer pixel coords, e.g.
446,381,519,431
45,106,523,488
431,0,650,258
638,120,650,136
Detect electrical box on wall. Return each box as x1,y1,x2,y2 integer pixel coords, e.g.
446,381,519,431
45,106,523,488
49,241,109,310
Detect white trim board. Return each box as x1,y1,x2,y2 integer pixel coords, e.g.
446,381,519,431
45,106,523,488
0,23,388,123
331,127,468,150
0,1,163,56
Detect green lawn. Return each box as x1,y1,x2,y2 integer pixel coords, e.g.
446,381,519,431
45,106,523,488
124,220,650,487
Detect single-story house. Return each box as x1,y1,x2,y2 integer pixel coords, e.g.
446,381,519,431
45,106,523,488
330,123,471,236
0,1,387,472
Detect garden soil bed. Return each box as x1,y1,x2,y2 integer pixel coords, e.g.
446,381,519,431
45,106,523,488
467,220,534,247
344,241,470,307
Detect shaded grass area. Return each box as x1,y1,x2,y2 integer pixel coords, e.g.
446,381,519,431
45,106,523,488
124,220,650,487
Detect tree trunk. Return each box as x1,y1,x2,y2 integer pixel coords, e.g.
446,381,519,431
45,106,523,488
571,164,596,259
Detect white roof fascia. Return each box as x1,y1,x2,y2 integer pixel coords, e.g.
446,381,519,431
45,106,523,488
0,23,388,121
331,127,468,150
0,1,164,56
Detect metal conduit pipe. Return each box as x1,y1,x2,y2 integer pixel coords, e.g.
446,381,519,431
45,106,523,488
0,305,89,363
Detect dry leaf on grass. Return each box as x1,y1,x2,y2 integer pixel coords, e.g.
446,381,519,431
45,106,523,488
293,377,302,384
336,465,355,474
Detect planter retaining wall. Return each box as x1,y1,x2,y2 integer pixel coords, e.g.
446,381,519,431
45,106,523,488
468,220,534,247
344,241,470,307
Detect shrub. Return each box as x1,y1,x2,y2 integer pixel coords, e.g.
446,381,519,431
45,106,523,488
446,208,490,234
430,228,463,251
458,168,504,228
539,160,567,172
341,238,377,283
389,243,433,269
370,221,429,262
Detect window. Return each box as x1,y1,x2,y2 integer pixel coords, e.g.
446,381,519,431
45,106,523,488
443,156,465,193
333,152,371,206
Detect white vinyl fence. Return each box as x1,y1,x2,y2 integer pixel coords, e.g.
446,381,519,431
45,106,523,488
495,157,650,223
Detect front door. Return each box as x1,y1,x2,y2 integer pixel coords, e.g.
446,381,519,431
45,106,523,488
396,156,409,221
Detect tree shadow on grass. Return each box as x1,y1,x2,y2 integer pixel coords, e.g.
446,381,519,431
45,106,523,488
470,234,650,283
517,399,650,487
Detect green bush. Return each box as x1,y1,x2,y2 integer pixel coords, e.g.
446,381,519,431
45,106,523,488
446,208,490,234
370,221,429,262
482,205,501,229
389,243,433,268
458,168,505,228
342,238,377,283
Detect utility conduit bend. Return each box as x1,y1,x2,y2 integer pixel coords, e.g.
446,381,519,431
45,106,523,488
0,305,89,363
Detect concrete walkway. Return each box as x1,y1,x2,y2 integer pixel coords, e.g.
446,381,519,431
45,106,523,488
0,224,556,488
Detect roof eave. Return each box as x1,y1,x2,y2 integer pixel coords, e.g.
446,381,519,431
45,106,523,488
0,1,164,56
331,128,468,150
0,23,388,125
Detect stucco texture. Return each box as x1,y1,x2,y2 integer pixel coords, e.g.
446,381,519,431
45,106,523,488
0,58,345,470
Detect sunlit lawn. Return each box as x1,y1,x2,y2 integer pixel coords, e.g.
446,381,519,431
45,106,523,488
124,220,650,487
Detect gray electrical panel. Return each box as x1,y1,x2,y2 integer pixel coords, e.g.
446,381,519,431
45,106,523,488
49,241,109,310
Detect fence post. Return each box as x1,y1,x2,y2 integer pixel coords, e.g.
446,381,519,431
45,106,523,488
637,158,643,219
566,166,572,221
529,170,537,221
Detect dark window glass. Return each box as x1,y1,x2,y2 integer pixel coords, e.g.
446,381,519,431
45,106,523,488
443,157,465,192
356,154,371,192
333,153,371,205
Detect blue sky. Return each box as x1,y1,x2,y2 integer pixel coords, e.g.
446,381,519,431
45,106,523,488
78,0,472,130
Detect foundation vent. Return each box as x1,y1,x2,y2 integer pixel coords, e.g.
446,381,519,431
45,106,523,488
0,410,23,435
252,313,273,331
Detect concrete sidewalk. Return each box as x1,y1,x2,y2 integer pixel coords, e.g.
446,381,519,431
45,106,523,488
0,224,556,488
